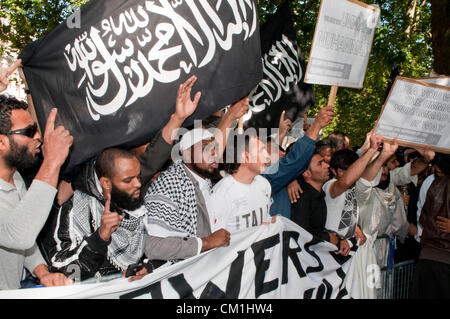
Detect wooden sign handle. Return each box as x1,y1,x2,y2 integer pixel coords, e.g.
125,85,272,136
328,85,339,107
237,116,244,134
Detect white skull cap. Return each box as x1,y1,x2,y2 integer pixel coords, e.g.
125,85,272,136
179,128,215,152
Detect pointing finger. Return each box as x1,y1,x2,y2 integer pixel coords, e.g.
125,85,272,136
104,190,111,213
44,108,58,136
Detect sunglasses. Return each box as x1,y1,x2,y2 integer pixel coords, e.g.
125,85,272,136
6,122,38,138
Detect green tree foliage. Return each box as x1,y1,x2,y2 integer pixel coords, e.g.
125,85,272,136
0,0,88,54
259,0,433,146
1,0,434,147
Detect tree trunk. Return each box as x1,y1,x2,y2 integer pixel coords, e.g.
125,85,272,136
431,0,450,75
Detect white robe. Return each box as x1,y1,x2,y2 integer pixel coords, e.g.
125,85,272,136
347,162,416,299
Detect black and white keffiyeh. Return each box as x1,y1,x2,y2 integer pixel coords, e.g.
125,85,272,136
144,160,198,237
70,179,146,271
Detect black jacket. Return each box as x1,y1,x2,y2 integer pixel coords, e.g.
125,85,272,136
290,181,330,242
45,132,173,281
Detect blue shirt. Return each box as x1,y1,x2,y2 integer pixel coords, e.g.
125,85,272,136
262,135,316,218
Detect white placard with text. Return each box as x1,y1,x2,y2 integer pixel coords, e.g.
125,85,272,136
374,77,450,153
305,0,380,88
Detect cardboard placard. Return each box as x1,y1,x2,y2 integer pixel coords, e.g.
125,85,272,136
415,75,450,87
305,0,380,88
374,77,450,154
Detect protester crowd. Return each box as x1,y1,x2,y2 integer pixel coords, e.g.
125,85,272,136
0,59,449,299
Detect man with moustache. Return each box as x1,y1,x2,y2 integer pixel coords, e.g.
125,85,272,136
344,138,434,298
143,127,231,262
48,148,153,281
0,95,74,290
48,76,208,280
356,141,435,272
290,153,339,244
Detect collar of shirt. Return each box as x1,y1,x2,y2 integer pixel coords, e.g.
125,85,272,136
183,164,213,197
0,171,25,194
302,181,326,199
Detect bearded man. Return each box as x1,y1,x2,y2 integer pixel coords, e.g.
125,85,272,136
0,95,73,290
48,148,151,281
143,128,231,262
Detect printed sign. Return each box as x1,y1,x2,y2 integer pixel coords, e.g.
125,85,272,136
374,77,450,153
305,0,380,88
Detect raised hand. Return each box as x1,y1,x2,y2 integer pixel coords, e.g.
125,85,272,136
380,137,398,158
279,111,293,137
359,129,374,154
41,108,74,168
306,105,334,140
98,191,123,241
315,105,335,129
228,96,249,121
368,134,384,152
415,145,435,163
0,59,22,92
174,75,202,121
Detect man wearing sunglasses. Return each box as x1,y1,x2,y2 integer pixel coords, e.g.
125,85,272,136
0,95,74,290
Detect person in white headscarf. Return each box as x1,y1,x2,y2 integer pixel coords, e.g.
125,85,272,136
347,136,434,298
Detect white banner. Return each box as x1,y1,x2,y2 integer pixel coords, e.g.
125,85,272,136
374,77,450,154
0,218,356,299
304,0,380,88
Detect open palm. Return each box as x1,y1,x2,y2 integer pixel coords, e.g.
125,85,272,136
0,59,22,93
175,75,202,120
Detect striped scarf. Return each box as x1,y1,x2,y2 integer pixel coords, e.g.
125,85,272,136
144,161,199,236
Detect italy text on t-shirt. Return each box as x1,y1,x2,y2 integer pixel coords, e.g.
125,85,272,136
209,175,272,233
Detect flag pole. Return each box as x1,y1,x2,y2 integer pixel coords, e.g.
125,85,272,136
237,117,244,134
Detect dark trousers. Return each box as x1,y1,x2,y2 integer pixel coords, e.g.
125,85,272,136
411,259,450,299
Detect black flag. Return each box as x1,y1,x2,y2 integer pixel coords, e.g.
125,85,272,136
19,0,262,175
245,2,315,131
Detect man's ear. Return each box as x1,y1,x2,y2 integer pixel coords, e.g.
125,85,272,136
242,151,250,164
0,135,9,153
99,177,112,193
302,169,311,179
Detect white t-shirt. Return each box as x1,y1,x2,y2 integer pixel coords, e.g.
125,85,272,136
323,178,359,239
209,174,272,233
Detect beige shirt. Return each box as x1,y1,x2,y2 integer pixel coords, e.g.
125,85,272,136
0,171,57,290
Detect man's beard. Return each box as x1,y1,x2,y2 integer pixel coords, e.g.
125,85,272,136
190,162,220,181
111,185,143,211
4,137,41,171
376,172,391,190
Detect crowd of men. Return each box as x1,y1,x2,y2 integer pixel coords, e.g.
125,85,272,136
0,60,449,299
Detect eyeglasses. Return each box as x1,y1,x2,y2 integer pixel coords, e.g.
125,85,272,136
5,122,38,138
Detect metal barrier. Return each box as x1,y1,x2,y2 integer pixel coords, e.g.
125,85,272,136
380,259,415,299
379,235,416,299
